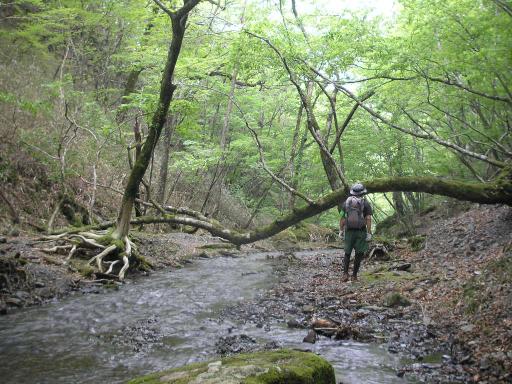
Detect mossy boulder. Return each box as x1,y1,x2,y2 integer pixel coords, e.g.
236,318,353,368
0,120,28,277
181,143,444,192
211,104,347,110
270,229,298,251
290,223,335,243
383,292,411,307
128,349,335,384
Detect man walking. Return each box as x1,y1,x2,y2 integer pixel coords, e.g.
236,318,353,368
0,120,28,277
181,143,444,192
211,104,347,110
339,183,372,282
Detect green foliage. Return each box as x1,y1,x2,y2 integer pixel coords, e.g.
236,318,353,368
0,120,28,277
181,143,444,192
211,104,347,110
408,235,426,252
1,0,510,231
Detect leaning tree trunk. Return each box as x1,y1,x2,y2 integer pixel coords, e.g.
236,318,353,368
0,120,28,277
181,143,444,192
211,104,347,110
112,1,199,240
99,174,512,246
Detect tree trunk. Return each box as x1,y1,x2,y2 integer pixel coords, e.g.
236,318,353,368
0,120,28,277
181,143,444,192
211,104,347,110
112,3,198,240
101,175,512,245
116,68,143,124
289,103,305,209
132,118,143,218
220,66,238,150
156,115,177,204
290,82,314,209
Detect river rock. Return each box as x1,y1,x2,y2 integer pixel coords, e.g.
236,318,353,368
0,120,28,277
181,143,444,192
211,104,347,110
302,304,315,313
362,305,386,312
0,301,7,314
460,324,475,333
127,349,336,384
286,319,303,328
5,297,23,307
303,329,317,344
311,318,337,329
388,263,412,272
215,334,263,356
480,356,491,371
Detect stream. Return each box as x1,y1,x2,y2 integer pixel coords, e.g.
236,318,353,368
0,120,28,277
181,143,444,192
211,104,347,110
0,250,414,384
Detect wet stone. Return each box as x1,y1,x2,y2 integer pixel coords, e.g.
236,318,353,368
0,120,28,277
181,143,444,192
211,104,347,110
215,334,258,356
5,297,23,307
303,329,317,344
286,319,303,328
460,324,475,333
302,304,315,313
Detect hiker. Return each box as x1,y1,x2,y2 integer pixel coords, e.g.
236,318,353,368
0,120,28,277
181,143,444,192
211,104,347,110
339,183,373,282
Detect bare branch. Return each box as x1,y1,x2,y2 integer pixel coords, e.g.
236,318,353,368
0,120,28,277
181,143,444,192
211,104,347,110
329,91,374,154
245,31,350,189
152,0,174,17
306,65,506,168
422,74,511,104
244,118,315,205
209,70,264,88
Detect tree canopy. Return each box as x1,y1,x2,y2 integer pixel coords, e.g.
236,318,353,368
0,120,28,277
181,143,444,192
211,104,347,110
1,0,511,273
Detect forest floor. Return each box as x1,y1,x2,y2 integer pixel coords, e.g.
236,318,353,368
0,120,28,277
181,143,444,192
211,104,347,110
0,204,511,383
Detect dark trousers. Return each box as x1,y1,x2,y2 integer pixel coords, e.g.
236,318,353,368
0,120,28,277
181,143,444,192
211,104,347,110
343,229,367,276
343,252,364,276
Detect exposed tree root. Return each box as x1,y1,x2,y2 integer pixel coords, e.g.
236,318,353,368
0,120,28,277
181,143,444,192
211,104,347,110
88,244,117,272
34,230,144,280
105,260,120,275
37,244,73,254
65,244,77,264
68,234,105,249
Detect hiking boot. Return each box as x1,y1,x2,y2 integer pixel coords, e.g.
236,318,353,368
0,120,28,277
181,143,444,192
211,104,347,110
341,273,349,282
350,275,358,282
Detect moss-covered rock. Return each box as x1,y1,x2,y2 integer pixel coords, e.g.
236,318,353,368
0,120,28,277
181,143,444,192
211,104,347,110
127,349,335,384
290,223,335,243
383,292,411,307
69,259,94,278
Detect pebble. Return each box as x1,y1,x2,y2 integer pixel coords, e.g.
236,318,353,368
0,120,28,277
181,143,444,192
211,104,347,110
479,357,491,370
460,324,475,333
301,305,315,313
5,297,23,307
286,319,302,328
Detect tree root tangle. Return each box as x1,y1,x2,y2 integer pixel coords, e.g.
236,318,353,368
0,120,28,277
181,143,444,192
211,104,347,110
35,231,143,280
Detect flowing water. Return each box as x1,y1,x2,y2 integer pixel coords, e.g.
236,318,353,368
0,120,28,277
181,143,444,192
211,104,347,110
0,250,414,384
